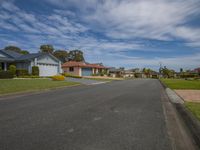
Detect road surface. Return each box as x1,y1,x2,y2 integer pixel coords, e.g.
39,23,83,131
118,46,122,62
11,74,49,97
0,79,173,150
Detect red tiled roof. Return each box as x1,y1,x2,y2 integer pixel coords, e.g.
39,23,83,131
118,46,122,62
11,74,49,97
62,61,108,69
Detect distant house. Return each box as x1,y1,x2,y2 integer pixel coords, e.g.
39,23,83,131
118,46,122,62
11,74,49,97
108,68,124,78
0,50,62,76
194,68,200,75
123,69,135,78
62,61,108,76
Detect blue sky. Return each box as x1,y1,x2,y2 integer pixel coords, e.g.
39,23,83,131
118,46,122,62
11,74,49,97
0,0,200,70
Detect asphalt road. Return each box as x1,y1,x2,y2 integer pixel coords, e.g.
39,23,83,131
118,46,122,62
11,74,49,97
0,79,172,150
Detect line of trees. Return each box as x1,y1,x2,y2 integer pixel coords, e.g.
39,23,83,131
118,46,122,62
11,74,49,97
4,45,85,63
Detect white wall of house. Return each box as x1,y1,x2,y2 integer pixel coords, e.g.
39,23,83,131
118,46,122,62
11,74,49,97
35,55,61,76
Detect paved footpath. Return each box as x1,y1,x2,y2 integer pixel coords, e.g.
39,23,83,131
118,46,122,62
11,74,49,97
0,79,189,150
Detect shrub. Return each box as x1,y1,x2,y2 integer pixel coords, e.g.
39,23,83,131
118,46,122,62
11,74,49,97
9,65,16,75
0,71,14,79
16,69,29,76
17,75,40,78
32,66,39,76
63,73,82,78
52,75,65,81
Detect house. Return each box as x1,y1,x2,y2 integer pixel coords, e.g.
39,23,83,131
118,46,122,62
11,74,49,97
108,67,124,78
0,49,62,76
62,61,108,76
123,69,135,78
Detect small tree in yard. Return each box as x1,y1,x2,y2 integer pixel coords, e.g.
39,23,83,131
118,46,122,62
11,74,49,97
32,66,39,76
9,65,16,75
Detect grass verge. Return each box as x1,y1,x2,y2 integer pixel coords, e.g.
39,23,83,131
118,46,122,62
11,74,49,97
161,79,200,89
185,102,200,121
0,79,79,95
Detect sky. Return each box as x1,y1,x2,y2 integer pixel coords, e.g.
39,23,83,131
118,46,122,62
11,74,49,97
0,0,200,71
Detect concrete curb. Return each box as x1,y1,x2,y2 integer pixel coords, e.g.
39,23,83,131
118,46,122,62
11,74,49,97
159,79,200,149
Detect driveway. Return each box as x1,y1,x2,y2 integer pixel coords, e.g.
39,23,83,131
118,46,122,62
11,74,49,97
0,79,185,150
65,77,108,85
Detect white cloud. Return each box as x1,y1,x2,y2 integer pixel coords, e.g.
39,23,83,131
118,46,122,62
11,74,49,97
0,0,200,70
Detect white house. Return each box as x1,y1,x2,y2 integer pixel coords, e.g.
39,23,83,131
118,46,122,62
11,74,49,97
0,50,62,76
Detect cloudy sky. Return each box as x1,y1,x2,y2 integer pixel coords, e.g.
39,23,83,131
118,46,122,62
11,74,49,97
0,0,200,70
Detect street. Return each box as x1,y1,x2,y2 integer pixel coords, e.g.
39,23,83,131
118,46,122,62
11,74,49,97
0,79,172,150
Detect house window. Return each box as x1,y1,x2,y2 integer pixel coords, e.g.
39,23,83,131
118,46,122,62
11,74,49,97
69,67,74,72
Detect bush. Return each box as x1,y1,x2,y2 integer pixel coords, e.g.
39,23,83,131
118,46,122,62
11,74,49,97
180,74,198,78
16,69,29,76
63,73,82,78
52,75,65,81
17,75,40,78
9,65,16,75
32,66,39,76
0,71,14,79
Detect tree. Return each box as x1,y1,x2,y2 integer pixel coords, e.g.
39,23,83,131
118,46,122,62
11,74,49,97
68,50,85,62
4,46,21,53
40,45,54,54
21,50,29,55
162,66,175,78
4,46,30,55
180,68,183,73
53,50,68,63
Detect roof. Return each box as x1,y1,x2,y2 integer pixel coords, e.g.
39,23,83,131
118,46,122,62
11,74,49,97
0,49,22,58
62,61,107,69
16,53,43,61
108,68,124,72
0,50,60,62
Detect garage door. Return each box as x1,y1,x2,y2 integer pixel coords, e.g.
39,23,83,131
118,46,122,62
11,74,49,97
82,68,92,76
38,64,58,76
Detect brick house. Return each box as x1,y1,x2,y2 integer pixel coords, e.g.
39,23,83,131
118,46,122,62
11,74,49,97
62,61,108,76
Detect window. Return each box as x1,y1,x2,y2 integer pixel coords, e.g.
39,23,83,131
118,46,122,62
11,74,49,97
69,67,74,72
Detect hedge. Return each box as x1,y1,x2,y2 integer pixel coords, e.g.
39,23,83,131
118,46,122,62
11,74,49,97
32,66,39,76
16,69,29,76
9,65,16,75
0,71,14,79
63,73,82,78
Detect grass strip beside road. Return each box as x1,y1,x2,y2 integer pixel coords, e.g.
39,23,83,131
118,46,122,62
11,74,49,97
161,79,200,90
185,102,200,121
0,79,79,95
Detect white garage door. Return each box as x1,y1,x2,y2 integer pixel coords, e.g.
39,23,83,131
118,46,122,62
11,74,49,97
38,64,58,76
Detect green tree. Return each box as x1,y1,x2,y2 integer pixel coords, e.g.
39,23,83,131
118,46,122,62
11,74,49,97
53,50,68,63
68,50,85,62
21,50,29,55
4,46,21,53
40,45,54,54
162,66,175,78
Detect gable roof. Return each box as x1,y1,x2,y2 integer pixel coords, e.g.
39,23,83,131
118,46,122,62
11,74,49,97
0,50,60,62
62,61,107,69
16,53,43,61
0,49,22,59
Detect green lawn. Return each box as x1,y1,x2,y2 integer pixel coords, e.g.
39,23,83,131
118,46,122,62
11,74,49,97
161,79,200,89
185,102,200,121
0,79,78,95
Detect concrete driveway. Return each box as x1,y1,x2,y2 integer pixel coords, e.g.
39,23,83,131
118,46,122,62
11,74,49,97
65,77,108,85
0,79,195,150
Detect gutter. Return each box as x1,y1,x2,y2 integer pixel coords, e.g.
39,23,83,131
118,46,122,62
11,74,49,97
159,79,200,149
